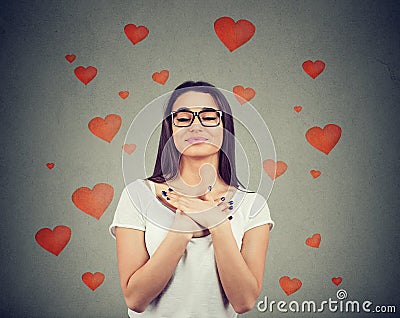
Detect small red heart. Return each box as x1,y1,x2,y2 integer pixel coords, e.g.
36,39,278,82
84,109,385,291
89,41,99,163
35,225,71,256
294,105,302,113
88,114,122,143
214,16,255,52
65,54,76,63
306,233,321,248
310,170,321,178
123,144,136,154
306,124,342,155
46,162,55,170
233,85,255,104
119,91,129,99
263,159,288,180
302,60,326,79
74,66,97,85
72,183,114,220
152,70,169,85
332,277,343,286
82,272,105,291
279,276,302,296
124,24,149,45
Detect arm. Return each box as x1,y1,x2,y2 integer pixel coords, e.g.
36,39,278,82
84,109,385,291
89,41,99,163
115,213,193,313
209,221,270,314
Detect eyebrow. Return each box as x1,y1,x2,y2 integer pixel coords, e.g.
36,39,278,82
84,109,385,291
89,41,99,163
175,106,219,112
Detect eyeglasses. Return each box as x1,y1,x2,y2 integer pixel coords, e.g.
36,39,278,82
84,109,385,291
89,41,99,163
171,109,223,127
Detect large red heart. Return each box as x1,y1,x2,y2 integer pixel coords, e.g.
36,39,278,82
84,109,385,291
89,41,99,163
279,276,302,296
74,66,97,85
214,16,255,52
35,225,71,256
124,24,149,45
152,70,169,85
233,85,255,104
302,60,326,79
263,159,288,180
306,124,342,155
72,183,114,220
88,114,122,143
332,277,343,286
82,272,105,291
305,233,321,248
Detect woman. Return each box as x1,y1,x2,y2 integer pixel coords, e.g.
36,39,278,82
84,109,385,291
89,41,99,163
109,81,274,317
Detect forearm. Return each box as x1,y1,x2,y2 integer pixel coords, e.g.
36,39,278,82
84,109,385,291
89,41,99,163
210,221,260,313
125,231,191,312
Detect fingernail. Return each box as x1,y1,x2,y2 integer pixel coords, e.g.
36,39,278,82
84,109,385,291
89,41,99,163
220,197,225,201
168,187,173,192
162,190,167,196
166,196,170,200
228,206,233,210
228,200,234,205
228,216,233,220
208,185,212,191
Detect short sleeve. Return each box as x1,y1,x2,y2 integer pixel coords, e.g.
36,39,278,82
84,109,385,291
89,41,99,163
243,193,275,232
109,185,146,240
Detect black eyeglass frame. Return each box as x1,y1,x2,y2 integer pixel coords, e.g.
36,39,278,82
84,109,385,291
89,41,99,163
170,109,223,127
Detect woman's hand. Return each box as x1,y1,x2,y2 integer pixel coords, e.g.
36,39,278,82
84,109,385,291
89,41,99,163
164,188,234,229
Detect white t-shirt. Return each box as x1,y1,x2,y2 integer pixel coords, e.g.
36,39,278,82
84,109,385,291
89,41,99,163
109,179,275,318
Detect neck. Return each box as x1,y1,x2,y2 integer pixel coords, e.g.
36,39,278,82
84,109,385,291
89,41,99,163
178,153,221,186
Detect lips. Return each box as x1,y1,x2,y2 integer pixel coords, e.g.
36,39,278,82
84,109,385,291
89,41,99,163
186,136,208,144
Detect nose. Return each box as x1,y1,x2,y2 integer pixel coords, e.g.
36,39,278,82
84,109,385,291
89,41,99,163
190,114,203,130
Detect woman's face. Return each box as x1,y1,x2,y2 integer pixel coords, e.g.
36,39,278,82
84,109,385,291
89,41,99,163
170,91,224,157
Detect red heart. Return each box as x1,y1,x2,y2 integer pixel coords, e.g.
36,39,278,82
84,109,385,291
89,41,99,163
124,24,149,45
123,143,136,154
74,66,98,85
72,183,114,220
332,277,343,286
294,105,302,113
306,124,342,155
214,16,255,52
119,91,129,99
152,70,169,85
88,114,122,143
279,276,302,296
82,272,105,291
46,162,55,170
35,225,71,256
310,170,321,178
306,233,321,248
302,60,326,79
65,54,76,63
263,159,288,180
233,86,255,104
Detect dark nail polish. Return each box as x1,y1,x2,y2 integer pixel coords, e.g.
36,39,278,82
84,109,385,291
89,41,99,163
166,197,170,200
228,216,233,220
208,185,212,191
228,200,234,205
228,206,233,210
162,190,167,196
221,197,225,201
168,188,173,192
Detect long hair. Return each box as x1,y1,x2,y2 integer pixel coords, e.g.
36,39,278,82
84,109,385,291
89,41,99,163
146,80,252,193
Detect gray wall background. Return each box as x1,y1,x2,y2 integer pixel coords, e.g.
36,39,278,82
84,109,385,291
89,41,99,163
1,0,399,317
